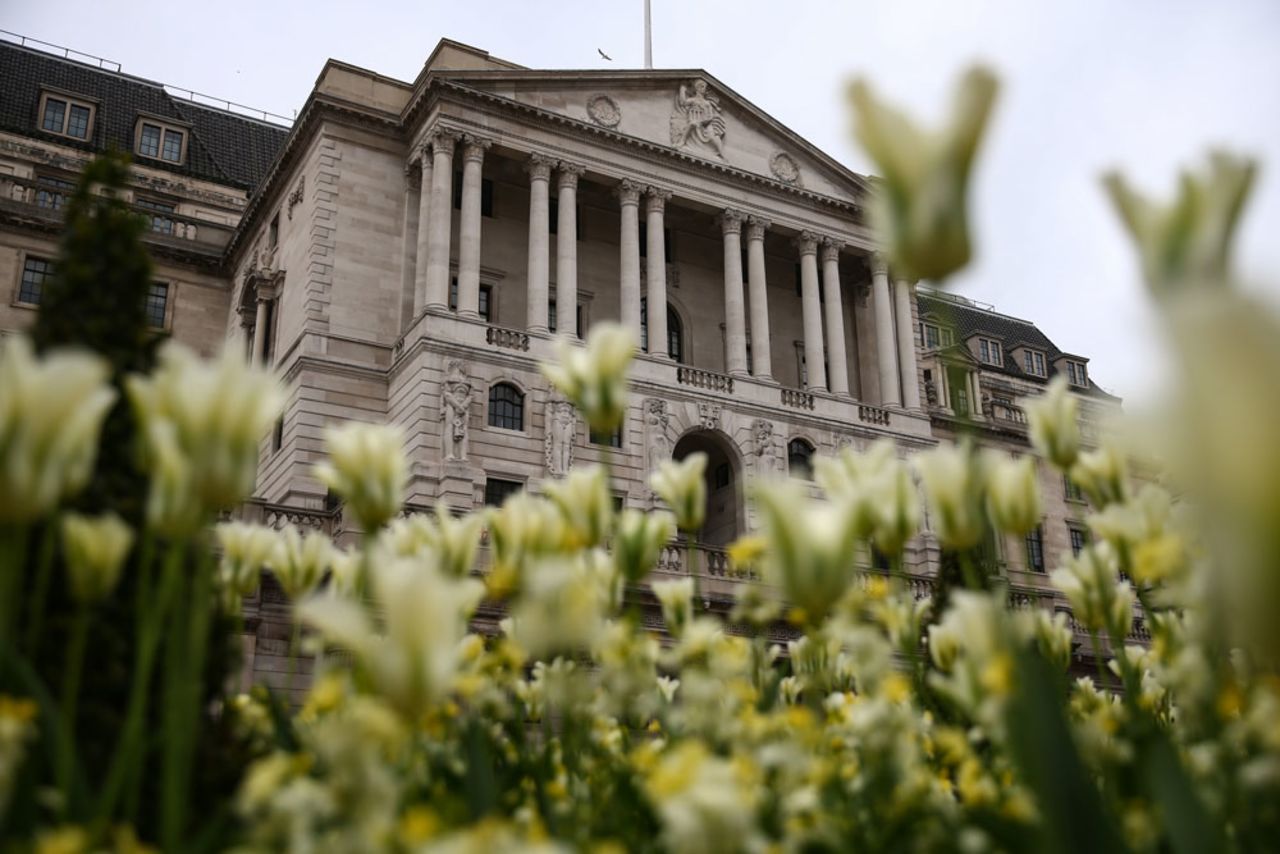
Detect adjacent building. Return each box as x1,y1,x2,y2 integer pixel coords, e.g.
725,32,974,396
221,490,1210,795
0,34,1136,692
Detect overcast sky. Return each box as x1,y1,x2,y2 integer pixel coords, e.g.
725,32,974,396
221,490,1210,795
7,0,1279,401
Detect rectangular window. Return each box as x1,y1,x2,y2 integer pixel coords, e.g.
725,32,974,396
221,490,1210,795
18,256,53,305
1064,474,1084,503
548,297,557,333
36,175,75,211
923,323,940,349
448,278,493,321
136,198,176,235
979,337,1003,366
452,174,494,217
138,123,162,158
161,129,184,163
271,417,284,453
146,282,169,329
1066,360,1087,387
41,98,66,133
269,213,279,248
1023,350,1046,377
1069,526,1088,556
590,426,622,448
1025,526,1045,572
484,477,523,507
67,104,91,139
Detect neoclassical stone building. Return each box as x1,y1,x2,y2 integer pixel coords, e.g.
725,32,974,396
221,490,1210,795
0,35,1134,691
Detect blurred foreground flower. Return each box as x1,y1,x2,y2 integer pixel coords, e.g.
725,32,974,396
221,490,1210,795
540,322,634,433
216,521,277,607
1103,151,1257,295
0,337,116,522
127,343,282,533
314,422,406,533
849,66,998,282
650,453,707,533
984,451,1041,535
915,442,985,551
60,512,133,604
272,526,333,601
1023,376,1080,471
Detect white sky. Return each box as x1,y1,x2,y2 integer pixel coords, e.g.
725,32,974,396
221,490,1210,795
7,0,1279,402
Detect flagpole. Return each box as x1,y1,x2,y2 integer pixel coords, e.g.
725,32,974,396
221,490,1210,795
644,0,653,69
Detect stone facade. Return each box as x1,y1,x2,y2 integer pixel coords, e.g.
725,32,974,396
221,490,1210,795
0,36,1133,694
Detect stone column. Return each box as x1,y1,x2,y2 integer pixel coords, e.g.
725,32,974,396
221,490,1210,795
644,187,672,358
796,232,826,391
745,216,772,379
819,238,850,396
617,179,643,339
525,153,555,332
252,294,270,365
413,143,433,315
969,372,984,421
871,252,901,406
399,158,421,330
894,278,922,410
720,210,749,376
555,162,584,337
424,130,457,311
456,135,490,318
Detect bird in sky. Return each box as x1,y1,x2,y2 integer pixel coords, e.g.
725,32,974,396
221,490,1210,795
598,48,613,61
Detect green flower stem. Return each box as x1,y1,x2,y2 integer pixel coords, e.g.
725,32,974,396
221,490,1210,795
0,522,31,649
686,530,700,600
22,516,60,657
958,550,981,590
287,614,303,698
56,601,92,817
161,542,196,849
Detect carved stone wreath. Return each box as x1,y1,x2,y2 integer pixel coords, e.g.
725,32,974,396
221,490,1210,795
769,151,802,186
586,94,621,128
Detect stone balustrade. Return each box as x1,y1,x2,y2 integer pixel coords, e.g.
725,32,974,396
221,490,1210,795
780,388,815,410
857,404,892,426
676,365,734,394
485,324,530,351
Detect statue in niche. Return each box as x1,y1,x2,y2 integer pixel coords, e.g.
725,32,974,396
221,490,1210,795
545,399,577,476
753,419,775,473
441,361,473,461
644,398,671,477
670,79,726,159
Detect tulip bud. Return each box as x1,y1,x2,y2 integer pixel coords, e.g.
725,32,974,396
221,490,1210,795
61,512,133,604
650,453,707,534
540,323,634,434
983,451,1042,536
271,525,334,601
652,577,695,639
314,422,406,533
544,465,614,549
915,442,985,551
1023,377,1081,471
614,509,675,584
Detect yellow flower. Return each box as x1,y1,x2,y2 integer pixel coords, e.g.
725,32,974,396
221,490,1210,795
849,66,998,282
540,322,635,433
983,451,1042,536
60,512,133,603
1023,376,1081,471
1103,150,1257,295
650,453,707,533
313,421,406,532
0,336,116,522
35,826,88,854
126,342,282,533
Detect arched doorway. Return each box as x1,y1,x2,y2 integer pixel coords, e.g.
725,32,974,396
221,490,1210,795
671,429,743,547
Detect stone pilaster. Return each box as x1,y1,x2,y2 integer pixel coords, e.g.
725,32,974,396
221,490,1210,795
424,129,458,311
616,179,643,339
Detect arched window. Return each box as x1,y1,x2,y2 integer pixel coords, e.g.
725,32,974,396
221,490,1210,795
488,382,524,431
788,438,815,479
640,299,685,364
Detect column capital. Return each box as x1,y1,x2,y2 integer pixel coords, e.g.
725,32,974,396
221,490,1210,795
526,152,556,181
409,141,430,168
870,251,889,277
819,238,842,264
644,186,672,214
793,231,820,255
744,216,772,241
461,134,492,162
615,178,643,205
428,128,459,155
719,208,747,235
557,161,586,189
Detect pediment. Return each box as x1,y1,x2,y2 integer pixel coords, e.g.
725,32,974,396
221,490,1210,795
440,70,869,203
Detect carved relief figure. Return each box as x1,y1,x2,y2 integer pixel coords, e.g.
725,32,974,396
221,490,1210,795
441,361,473,461
644,398,671,476
545,399,577,476
753,419,775,473
670,80,726,159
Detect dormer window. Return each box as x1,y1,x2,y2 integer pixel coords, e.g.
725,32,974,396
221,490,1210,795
1023,349,1047,377
1066,360,1088,387
978,337,1003,367
134,118,188,165
918,322,954,350
38,92,95,141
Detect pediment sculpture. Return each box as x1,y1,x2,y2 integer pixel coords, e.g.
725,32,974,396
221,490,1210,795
670,79,726,159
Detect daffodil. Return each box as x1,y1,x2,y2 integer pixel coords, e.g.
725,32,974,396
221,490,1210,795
1022,377,1081,471
650,453,707,533
313,422,406,533
849,66,998,282
1103,150,1257,296
0,336,116,522
60,512,133,604
983,451,1041,535
540,323,634,433
127,342,282,533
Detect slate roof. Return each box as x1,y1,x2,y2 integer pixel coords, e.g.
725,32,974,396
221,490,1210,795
0,40,288,191
917,290,1117,399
